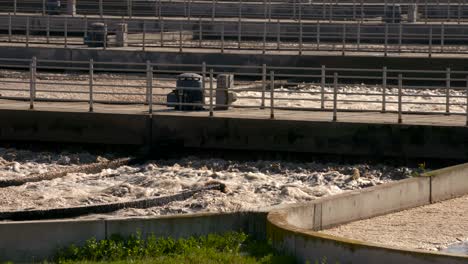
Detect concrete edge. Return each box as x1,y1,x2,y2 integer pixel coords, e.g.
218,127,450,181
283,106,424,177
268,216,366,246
266,210,468,260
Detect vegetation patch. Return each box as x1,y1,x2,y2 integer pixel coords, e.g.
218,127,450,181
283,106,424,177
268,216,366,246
53,231,295,264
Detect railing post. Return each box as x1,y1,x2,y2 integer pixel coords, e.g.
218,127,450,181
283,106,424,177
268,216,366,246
270,71,275,119
160,20,165,47
321,65,325,109
299,19,303,55
441,23,445,53
42,0,46,15
188,0,192,20
221,22,225,53
103,24,107,50
360,0,364,22
128,0,133,18
261,64,266,109
212,0,216,21
202,61,206,99
26,17,30,48
332,72,338,122
239,0,243,19
209,69,214,117
145,60,150,104
429,26,433,58
64,17,68,48
149,65,153,114
458,0,462,24
446,67,451,114
384,23,388,57
8,13,11,43
238,18,242,49
158,0,162,19
293,0,297,20
322,1,326,20
179,22,183,52
146,61,153,114
341,23,346,56
277,19,281,50
13,0,16,15
268,0,272,22
466,75,468,126
89,59,94,112
199,18,203,48
99,0,103,17
46,15,50,44
317,22,321,50
398,23,402,53
263,22,267,54
398,73,403,124
143,21,146,51
425,0,428,23
382,66,387,112
29,57,36,110
353,0,357,19
357,22,361,51
447,0,451,21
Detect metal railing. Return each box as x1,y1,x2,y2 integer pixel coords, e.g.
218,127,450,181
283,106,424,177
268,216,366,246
2,0,468,22
3,14,468,56
0,57,467,125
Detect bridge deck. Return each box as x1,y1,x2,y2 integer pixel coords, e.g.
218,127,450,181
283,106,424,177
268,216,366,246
0,99,465,127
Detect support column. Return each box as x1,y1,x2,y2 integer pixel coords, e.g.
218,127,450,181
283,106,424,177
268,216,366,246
116,23,128,47
408,4,418,22
216,74,236,110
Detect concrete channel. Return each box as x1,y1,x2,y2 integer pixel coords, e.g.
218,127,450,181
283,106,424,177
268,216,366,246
0,158,467,263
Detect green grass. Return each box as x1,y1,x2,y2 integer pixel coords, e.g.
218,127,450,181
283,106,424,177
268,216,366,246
53,231,296,264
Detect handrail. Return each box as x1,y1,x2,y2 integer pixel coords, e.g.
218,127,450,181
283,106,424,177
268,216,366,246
0,57,467,126
2,14,468,56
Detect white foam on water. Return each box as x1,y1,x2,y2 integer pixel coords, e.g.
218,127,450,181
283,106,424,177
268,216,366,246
0,149,415,218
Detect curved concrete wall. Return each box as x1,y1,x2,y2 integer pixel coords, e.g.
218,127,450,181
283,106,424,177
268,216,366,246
267,163,468,264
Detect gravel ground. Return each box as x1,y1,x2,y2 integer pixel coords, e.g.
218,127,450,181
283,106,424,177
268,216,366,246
0,148,415,218
321,194,468,252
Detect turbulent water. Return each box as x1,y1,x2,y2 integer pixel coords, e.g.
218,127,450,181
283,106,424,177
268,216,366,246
0,148,415,218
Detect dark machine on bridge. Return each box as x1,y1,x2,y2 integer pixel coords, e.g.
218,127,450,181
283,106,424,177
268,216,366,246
85,23,108,47
46,0,61,15
167,73,205,110
384,4,402,23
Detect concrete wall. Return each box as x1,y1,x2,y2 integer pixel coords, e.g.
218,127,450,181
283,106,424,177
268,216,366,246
0,109,150,145
152,115,468,160
320,176,430,229
1,108,468,160
428,162,468,202
0,212,267,262
267,163,468,264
